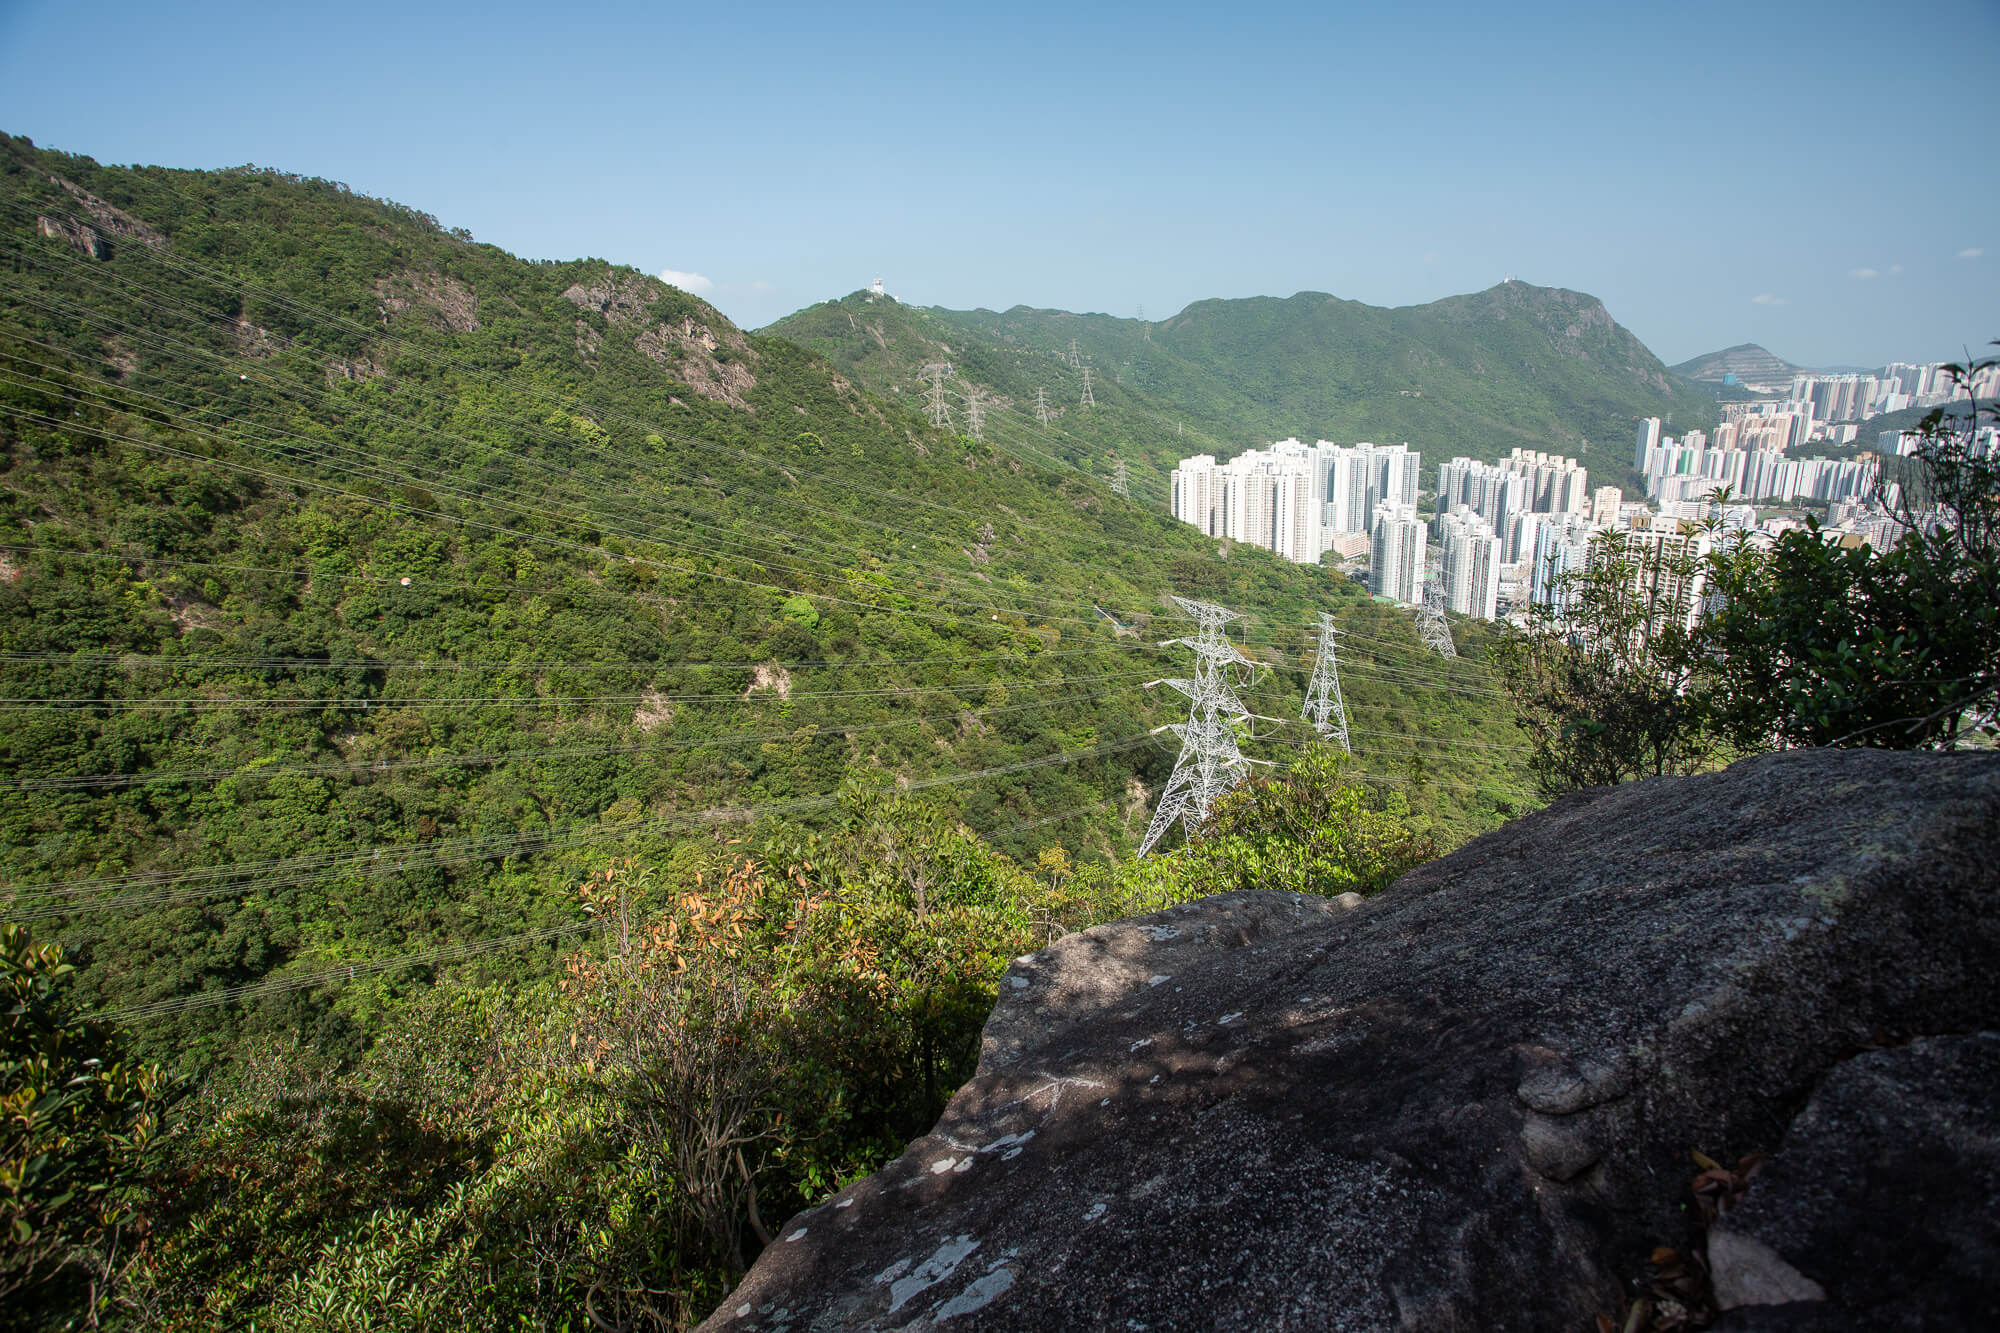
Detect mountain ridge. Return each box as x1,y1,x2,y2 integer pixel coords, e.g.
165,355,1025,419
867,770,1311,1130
772,281,1719,484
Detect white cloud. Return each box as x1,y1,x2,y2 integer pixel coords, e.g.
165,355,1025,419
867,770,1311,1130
1889,263,1903,275
1849,267,1880,280
1752,293,1787,306
750,279,777,295
1960,247,1985,260
1422,250,1439,264
658,268,714,294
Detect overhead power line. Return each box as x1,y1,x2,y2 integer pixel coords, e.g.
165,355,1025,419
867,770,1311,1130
11,730,1164,924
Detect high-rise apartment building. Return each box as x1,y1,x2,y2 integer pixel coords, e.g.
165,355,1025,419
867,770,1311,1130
1529,515,1598,615
1636,417,1663,468
1437,506,1502,620
1368,500,1427,605
1169,454,1226,536
1499,447,1589,515
1590,484,1622,529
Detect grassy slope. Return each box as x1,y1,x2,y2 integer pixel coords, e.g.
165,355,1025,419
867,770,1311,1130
0,137,1529,1061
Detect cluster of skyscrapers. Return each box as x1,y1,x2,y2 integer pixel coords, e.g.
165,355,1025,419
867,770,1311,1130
1168,439,1421,566
1637,418,1881,507
1428,450,1596,618
1165,357,1977,635
1170,440,1620,620
1781,362,1999,424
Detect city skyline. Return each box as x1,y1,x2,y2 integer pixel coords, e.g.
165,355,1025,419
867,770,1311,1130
0,0,1993,368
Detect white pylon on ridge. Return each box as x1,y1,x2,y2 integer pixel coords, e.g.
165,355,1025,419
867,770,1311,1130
1080,365,1096,408
1417,561,1457,658
1034,386,1052,427
1302,612,1352,753
1110,458,1130,499
1138,597,1271,856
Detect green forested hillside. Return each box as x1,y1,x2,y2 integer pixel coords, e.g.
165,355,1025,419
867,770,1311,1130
760,291,1245,507
855,283,1719,483
0,136,1528,1062
0,136,1543,1331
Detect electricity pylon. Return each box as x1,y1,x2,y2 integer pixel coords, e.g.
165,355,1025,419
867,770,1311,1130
1034,386,1052,427
1301,613,1352,752
1417,561,1457,658
919,362,953,430
1080,366,1096,409
1138,597,1269,856
1110,458,1130,499
1067,338,1082,370
964,385,986,442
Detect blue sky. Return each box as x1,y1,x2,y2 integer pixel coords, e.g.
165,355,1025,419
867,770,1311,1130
2,0,1993,367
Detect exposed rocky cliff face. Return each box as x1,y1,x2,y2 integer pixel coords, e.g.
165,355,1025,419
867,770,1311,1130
698,749,2000,1331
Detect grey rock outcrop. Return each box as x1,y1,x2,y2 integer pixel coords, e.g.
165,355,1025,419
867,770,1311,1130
699,749,2000,1332
1709,1032,2000,1331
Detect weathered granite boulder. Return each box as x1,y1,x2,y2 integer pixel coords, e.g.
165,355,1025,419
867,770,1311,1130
699,749,2000,1331
1708,1032,2000,1331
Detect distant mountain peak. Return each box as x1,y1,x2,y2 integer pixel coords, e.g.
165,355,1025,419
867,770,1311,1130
1671,343,1804,387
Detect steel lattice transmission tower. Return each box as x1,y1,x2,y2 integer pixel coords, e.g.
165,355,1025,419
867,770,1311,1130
1080,365,1096,408
1301,613,1352,753
1067,338,1082,370
1034,386,1052,427
916,362,954,430
964,384,986,441
1138,597,1269,856
1416,560,1457,658
1110,458,1130,499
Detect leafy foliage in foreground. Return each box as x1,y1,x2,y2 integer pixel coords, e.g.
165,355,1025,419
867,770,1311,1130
9,757,1426,1331
1491,531,1722,796
2,925,172,1331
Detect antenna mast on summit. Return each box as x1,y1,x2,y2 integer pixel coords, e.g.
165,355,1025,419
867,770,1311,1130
1301,613,1352,753
1138,597,1268,856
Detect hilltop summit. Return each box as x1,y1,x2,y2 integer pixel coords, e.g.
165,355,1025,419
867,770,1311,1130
1670,342,1807,390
